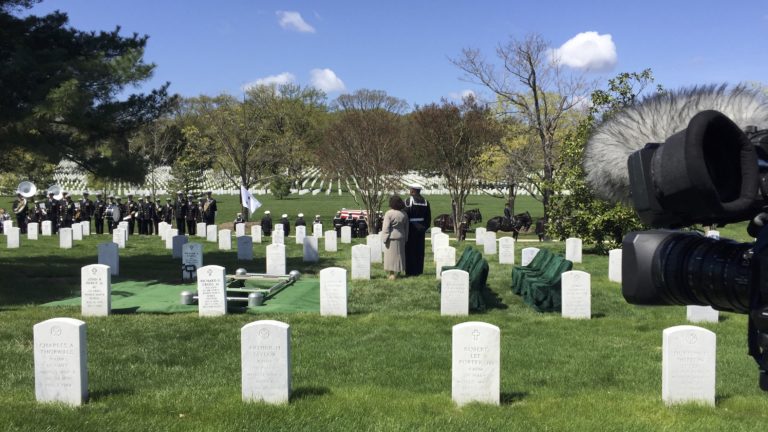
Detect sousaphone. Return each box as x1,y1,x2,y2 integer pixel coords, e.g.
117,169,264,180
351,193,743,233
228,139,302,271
16,181,36,198
46,184,63,200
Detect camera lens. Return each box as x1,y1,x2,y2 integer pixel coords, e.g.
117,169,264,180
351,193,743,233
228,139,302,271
623,230,753,313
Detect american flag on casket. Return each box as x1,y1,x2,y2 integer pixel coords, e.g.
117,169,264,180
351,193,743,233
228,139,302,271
339,209,367,220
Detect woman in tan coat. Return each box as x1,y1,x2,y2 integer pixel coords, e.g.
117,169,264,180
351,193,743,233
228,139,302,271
382,195,409,280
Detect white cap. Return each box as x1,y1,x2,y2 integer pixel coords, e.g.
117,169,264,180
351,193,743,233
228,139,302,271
409,183,423,190
264,210,270,214
315,214,320,218
281,214,288,218
298,213,304,217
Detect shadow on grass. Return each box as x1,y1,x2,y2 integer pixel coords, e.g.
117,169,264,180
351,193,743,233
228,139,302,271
500,391,529,405
111,307,140,314
290,386,331,401
592,313,606,319
89,387,136,401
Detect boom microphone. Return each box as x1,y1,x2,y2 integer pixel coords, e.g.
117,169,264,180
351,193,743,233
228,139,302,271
584,85,768,205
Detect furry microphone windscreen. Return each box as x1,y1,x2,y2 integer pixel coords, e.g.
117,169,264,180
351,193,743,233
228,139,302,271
583,85,768,204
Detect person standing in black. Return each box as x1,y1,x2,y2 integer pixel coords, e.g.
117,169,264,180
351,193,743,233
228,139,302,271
280,213,290,237
261,210,273,236
46,191,59,234
161,197,173,224
203,191,217,225
137,196,147,235
58,193,75,229
12,192,28,234
125,194,138,235
94,192,106,234
186,195,199,235
295,213,306,228
173,191,187,235
404,184,431,276
79,192,94,230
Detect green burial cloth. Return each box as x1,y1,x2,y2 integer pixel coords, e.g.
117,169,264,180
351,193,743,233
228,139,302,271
43,277,320,314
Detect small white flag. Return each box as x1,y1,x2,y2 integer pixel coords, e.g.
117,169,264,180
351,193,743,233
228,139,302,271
240,185,262,215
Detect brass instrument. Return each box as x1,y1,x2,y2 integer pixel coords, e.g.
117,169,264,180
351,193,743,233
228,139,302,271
203,199,211,214
13,197,27,214
46,184,63,200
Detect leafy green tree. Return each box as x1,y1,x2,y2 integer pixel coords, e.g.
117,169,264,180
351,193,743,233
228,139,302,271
0,0,175,182
270,176,291,200
548,70,662,253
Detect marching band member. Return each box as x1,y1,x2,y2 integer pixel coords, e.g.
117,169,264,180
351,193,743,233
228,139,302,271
203,190,217,225
94,193,106,234
12,192,28,234
174,191,187,235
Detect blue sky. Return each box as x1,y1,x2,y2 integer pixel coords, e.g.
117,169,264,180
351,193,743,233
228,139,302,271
27,0,768,108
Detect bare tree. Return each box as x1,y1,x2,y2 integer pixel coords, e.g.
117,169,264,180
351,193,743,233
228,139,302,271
412,97,502,238
316,89,409,232
453,33,590,219
130,118,184,198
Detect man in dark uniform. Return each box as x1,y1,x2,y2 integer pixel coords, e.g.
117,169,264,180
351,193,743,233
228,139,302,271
116,196,127,232
404,184,431,276
261,210,273,236
203,190,217,225
79,191,94,230
94,192,106,234
142,194,156,235
58,193,75,229
173,191,187,235
186,195,199,235
333,212,343,237
126,193,137,235
280,213,290,237
147,195,159,235
107,196,119,234
503,202,512,224
137,196,147,235
46,191,59,234
12,192,28,234
295,213,306,228
161,197,173,224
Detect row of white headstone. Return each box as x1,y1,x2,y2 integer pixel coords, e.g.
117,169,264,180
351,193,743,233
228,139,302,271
33,316,715,407
5,220,95,249
32,317,500,407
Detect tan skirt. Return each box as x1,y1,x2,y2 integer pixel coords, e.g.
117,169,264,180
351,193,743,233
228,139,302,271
383,238,406,273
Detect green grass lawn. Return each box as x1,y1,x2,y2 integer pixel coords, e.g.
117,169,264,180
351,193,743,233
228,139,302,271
1,194,767,431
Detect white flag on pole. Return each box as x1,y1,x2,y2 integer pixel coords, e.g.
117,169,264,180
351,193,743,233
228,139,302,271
240,185,262,215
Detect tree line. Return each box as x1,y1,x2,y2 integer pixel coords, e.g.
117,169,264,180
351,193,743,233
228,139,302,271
2,0,662,246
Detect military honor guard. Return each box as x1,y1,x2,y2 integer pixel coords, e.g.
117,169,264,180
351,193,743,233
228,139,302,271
161,197,173,224
280,213,290,237
185,194,199,235
46,191,59,234
12,192,29,234
174,191,187,235
261,210,273,236
94,193,107,234
58,193,75,229
202,191,217,225
77,191,94,228
404,184,431,276
126,193,138,235
295,213,306,227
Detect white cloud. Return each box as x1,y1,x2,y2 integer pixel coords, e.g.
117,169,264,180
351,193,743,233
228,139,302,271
276,11,316,33
551,31,617,72
448,89,477,101
242,72,295,91
310,68,346,93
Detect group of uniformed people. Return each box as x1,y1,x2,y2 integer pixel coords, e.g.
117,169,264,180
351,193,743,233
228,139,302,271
7,190,219,237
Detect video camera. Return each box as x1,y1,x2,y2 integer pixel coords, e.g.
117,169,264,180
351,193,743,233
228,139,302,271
622,109,768,389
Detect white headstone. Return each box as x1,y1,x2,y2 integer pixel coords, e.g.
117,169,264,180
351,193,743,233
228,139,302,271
303,236,319,262
158,221,169,240
561,270,591,320
34,318,88,406
313,223,323,238
72,223,83,241
367,234,382,264
41,220,52,236
452,322,500,406
565,237,583,263
435,246,456,280
272,226,284,245
81,264,111,317
235,223,245,237
118,222,129,242
431,227,442,242
340,226,352,244
165,228,177,250
608,249,622,283
324,230,337,252
197,265,227,317
351,244,371,280
206,225,218,242
295,225,306,245
218,229,232,250
251,225,262,243
60,227,73,249
196,222,207,238
237,236,254,261
113,228,126,249
521,247,540,266
662,325,716,406
27,222,39,240
172,235,189,258
483,232,497,255
182,243,203,280
2,220,12,233
433,233,449,253
97,242,119,276
6,227,19,248
80,221,90,237
475,227,487,245
320,267,347,317
498,237,515,265
706,230,720,240
266,244,286,276
441,269,469,316
241,320,291,404
687,306,719,324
